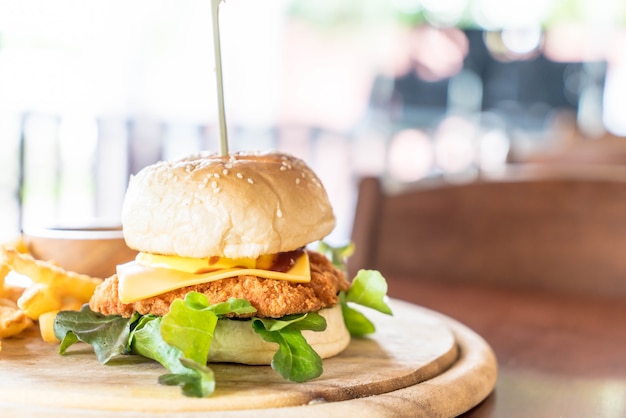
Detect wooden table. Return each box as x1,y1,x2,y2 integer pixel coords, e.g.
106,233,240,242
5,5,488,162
388,276,626,417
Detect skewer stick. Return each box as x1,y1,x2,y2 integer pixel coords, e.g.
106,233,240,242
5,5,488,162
211,0,228,156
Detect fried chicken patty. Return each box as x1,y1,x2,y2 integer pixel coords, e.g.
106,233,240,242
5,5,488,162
89,250,350,318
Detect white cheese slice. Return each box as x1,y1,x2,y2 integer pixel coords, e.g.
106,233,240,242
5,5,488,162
117,252,310,303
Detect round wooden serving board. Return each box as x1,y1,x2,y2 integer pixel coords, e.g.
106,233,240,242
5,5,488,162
0,300,497,417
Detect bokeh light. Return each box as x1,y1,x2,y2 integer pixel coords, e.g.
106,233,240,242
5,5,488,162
388,128,434,182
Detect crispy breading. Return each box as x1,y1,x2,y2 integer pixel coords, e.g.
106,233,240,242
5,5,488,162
90,251,349,318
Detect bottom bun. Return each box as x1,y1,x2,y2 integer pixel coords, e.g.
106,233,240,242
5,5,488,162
208,304,350,365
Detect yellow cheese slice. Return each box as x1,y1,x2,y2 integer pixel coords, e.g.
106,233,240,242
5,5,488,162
117,252,310,303
136,252,257,273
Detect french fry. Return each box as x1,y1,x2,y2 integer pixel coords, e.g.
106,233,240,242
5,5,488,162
38,310,60,343
0,240,100,342
0,298,18,309
0,305,33,338
0,253,11,309
17,283,62,320
0,235,27,290
1,285,26,304
0,264,7,294
0,235,28,254
2,249,102,301
60,299,85,312
38,295,86,344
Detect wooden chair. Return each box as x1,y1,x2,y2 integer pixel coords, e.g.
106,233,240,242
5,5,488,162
349,164,626,299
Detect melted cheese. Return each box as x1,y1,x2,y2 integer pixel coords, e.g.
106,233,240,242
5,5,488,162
117,252,310,303
136,252,258,273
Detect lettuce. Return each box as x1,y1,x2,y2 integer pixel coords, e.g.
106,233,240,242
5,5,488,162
149,293,257,396
318,242,393,337
131,315,188,374
160,296,218,364
54,305,139,364
345,269,392,315
252,313,326,382
158,358,216,398
317,241,354,270
340,269,393,336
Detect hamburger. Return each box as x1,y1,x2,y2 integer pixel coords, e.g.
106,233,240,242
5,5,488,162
54,151,391,397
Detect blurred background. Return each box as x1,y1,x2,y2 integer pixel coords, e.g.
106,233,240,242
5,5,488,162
0,0,624,245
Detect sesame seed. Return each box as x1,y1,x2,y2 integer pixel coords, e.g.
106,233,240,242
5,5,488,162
247,178,254,184
295,178,301,185
214,173,220,178
198,183,206,189
214,187,221,193
277,208,283,218
280,166,287,171
223,169,229,175
236,173,243,179
211,181,217,188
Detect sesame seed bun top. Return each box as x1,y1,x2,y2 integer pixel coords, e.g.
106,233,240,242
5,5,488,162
121,151,336,259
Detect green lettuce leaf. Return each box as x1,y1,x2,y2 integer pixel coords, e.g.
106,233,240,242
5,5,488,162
143,294,255,397
58,330,79,353
205,296,258,317
54,304,138,364
318,241,393,335
252,313,326,382
130,316,189,375
254,312,326,332
339,292,376,336
317,241,354,271
160,297,218,365
345,269,393,315
340,269,393,337
158,294,257,365
158,357,216,398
